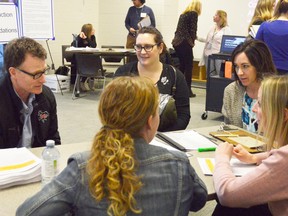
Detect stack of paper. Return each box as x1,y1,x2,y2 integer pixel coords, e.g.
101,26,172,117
197,158,257,176
0,147,41,189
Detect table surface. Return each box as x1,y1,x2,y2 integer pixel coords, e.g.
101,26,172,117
65,47,136,55
0,126,220,216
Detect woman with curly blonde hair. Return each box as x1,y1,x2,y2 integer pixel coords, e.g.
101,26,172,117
17,76,207,216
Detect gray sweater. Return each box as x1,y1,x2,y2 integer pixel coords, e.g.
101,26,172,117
222,81,245,128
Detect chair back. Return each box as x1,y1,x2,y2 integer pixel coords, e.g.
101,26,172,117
62,45,74,65
71,34,78,47
75,53,104,77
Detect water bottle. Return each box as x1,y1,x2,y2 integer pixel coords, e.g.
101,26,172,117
41,140,60,186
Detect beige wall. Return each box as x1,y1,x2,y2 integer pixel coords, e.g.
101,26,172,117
45,0,253,69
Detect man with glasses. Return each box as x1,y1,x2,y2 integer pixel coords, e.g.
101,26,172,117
125,0,156,48
0,37,61,148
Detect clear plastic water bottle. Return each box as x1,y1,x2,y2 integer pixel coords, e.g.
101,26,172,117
41,140,60,186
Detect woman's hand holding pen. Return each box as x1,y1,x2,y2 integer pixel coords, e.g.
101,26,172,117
233,144,257,164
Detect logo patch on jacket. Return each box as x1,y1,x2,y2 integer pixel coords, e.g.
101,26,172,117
38,111,49,123
161,76,169,85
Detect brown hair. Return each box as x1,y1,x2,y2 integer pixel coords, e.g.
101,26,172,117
4,37,47,72
81,23,94,39
271,0,288,20
231,39,277,85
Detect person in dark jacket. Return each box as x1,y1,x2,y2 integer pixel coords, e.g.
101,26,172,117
125,0,156,48
70,23,97,88
0,37,61,148
172,0,202,98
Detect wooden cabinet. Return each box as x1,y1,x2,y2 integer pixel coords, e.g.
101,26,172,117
192,59,206,82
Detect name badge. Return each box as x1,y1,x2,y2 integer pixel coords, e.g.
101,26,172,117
140,12,147,18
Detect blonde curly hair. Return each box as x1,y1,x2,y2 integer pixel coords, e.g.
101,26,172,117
87,76,159,216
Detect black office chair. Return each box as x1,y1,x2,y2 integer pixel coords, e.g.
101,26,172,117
61,45,74,67
72,53,106,100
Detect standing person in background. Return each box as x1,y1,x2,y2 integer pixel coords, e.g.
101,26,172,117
17,76,207,216
247,0,275,33
172,0,202,98
256,0,288,75
197,10,231,75
0,37,61,148
71,23,97,91
213,76,288,216
115,27,191,132
222,39,276,133
125,0,156,49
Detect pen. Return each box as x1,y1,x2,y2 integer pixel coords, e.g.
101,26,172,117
198,147,216,152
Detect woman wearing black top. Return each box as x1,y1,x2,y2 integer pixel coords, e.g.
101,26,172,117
71,23,97,90
115,27,190,132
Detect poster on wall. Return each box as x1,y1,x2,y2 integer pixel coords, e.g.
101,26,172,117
0,2,19,43
0,0,54,43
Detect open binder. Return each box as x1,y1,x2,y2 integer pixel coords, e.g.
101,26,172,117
156,130,217,152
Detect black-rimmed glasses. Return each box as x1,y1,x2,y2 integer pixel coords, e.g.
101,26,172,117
16,66,50,79
134,43,160,52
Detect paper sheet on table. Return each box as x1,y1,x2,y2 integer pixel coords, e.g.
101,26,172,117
157,130,217,151
150,139,180,152
197,158,257,176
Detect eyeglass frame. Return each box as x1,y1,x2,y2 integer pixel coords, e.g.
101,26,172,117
134,43,161,52
15,66,50,79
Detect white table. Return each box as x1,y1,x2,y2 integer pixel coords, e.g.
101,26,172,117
0,126,220,215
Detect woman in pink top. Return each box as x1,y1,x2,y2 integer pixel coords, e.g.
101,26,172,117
213,75,288,216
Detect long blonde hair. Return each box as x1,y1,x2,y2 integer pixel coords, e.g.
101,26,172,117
216,10,228,28
87,76,159,216
260,76,288,150
248,0,275,31
183,0,202,15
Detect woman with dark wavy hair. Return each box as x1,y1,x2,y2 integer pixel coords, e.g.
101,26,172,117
17,76,207,216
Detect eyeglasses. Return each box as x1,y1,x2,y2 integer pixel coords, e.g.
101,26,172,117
16,66,50,79
134,43,160,52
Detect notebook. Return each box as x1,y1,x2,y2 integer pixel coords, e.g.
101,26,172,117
217,35,246,56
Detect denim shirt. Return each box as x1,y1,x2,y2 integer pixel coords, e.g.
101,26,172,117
17,138,207,216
